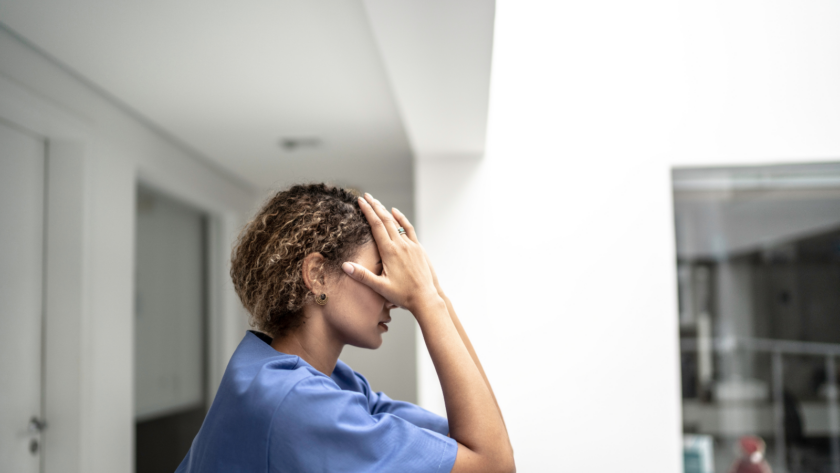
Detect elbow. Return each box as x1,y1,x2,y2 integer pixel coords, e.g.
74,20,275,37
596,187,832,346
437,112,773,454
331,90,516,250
498,461,516,473
467,447,515,473
496,448,516,473
475,448,515,473
503,456,517,473
496,459,515,473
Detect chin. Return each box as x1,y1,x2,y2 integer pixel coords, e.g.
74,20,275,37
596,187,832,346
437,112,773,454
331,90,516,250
367,336,384,350
368,333,385,350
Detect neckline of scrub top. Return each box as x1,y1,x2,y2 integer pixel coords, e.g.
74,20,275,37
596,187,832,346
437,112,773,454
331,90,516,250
245,330,334,379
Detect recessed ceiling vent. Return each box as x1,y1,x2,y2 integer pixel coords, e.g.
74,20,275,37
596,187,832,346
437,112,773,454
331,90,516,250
279,137,322,152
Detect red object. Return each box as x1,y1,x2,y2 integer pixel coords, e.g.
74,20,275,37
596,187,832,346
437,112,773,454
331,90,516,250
740,436,763,455
728,436,772,473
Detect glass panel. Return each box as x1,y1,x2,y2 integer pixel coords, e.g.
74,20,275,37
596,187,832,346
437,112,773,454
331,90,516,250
674,163,840,473
135,184,208,473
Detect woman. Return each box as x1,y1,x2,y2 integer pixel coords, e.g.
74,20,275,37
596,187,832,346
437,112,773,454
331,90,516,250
175,184,514,472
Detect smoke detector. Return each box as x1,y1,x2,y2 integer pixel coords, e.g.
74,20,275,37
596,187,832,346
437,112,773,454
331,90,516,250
279,137,322,151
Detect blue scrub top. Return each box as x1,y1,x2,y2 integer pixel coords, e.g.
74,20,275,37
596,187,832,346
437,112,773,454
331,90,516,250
175,331,458,472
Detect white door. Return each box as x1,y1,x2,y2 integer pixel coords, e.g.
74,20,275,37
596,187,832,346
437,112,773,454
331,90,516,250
0,123,46,473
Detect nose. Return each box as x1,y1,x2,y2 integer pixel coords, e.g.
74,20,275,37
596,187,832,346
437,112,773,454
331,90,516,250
385,301,398,310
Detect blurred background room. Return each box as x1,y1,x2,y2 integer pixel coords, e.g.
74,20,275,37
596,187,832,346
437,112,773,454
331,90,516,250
1,1,839,472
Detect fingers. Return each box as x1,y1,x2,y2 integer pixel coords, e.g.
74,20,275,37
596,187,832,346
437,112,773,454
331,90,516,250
357,196,392,247
364,193,401,240
341,262,386,294
391,207,418,243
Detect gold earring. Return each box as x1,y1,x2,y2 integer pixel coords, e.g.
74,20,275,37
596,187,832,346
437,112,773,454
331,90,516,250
315,293,328,306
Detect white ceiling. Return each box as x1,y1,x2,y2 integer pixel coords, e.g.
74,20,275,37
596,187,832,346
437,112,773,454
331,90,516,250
675,190,840,260
0,0,494,199
363,0,495,159
674,164,840,259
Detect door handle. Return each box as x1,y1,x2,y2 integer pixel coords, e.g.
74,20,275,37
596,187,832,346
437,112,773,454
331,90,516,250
28,416,47,434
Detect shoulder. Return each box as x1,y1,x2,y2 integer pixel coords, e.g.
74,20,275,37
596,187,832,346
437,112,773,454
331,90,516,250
217,332,330,413
178,334,332,472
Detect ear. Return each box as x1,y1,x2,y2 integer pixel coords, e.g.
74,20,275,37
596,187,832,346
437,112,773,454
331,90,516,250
301,252,327,293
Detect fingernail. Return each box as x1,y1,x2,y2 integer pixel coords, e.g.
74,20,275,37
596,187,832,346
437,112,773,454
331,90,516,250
342,262,355,275
392,207,401,215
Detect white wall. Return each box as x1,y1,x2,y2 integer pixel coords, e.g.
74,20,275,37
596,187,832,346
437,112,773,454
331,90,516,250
0,26,258,473
415,1,840,471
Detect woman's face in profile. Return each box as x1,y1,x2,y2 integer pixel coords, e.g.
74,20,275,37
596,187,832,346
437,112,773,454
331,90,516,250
323,240,395,349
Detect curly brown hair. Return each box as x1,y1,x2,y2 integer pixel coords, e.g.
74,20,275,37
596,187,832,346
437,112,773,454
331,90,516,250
230,183,372,337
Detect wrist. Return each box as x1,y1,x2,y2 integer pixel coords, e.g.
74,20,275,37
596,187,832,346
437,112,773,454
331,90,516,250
409,293,447,322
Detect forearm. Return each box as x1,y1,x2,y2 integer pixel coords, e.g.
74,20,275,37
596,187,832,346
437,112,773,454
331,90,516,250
347,197,513,471
414,297,510,463
440,293,507,431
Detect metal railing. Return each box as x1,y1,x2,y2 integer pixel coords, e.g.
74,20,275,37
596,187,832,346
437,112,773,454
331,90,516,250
681,336,840,473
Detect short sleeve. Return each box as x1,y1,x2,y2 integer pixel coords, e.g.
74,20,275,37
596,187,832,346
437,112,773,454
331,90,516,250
269,376,457,473
333,365,449,436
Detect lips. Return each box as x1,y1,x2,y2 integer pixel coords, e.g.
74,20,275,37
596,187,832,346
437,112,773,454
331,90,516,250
378,320,390,332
